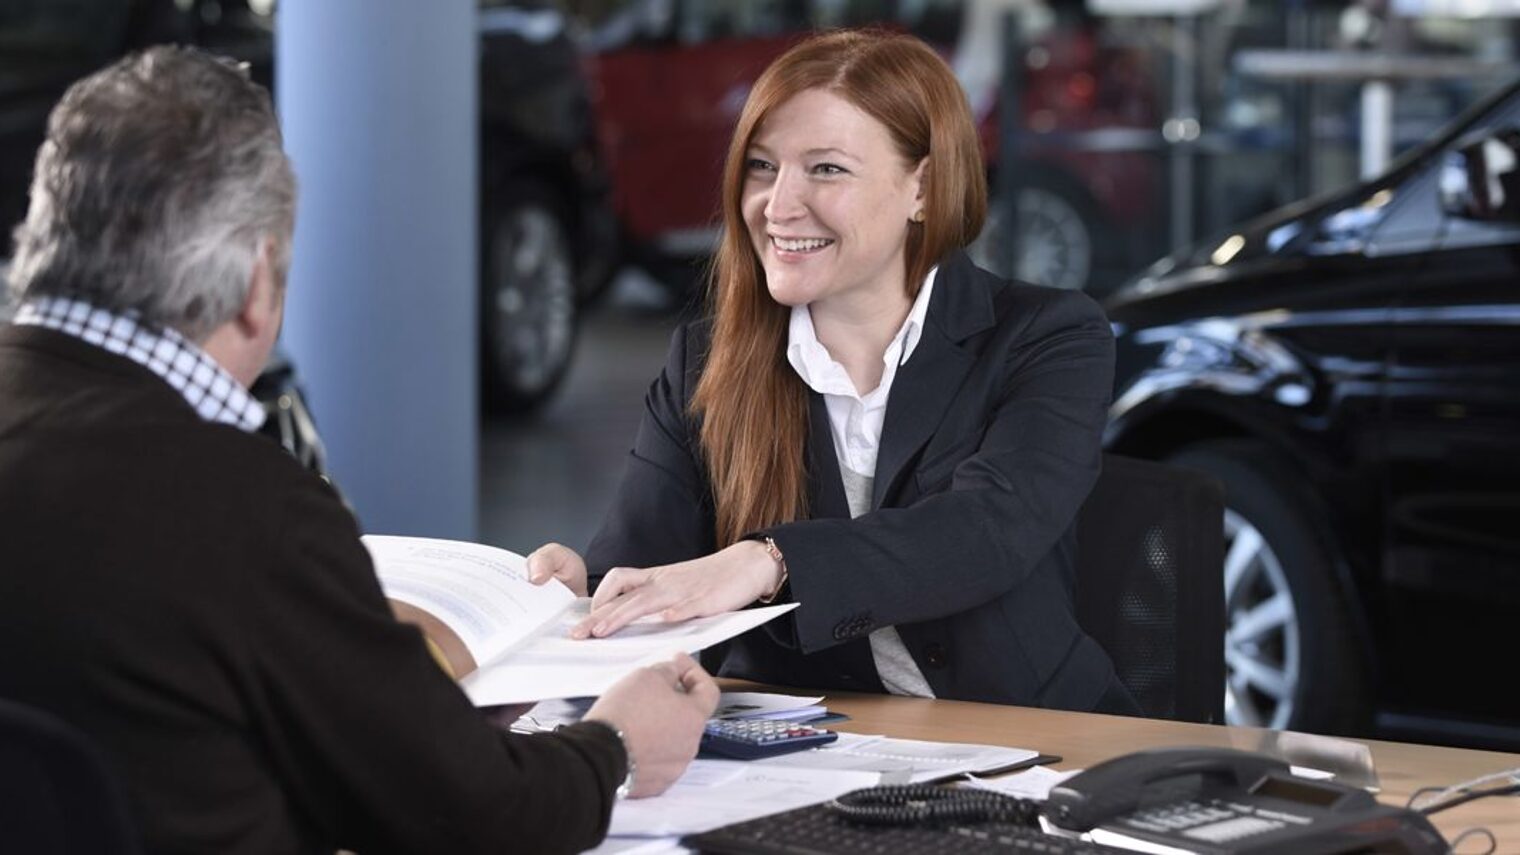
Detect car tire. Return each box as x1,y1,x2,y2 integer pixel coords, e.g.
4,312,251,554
1168,440,1373,736
480,185,578,414
968,175,1110,292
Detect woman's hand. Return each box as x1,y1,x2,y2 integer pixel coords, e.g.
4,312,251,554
570,540,783,639
526,542,588,597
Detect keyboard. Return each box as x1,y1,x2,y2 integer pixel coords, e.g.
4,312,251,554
683,802,1133,854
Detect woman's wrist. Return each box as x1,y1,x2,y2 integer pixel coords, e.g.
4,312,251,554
752,537,788,603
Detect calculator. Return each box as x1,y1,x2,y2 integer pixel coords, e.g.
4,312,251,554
699,718,839,760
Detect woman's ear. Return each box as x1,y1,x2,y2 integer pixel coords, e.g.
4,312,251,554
912,157,929,201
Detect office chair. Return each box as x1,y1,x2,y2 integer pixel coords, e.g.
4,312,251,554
1075,454,1225,724
0,698,141,854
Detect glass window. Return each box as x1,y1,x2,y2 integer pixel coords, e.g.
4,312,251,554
1369,82,1520,255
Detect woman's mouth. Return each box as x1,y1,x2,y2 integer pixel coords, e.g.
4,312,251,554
771,236,835,255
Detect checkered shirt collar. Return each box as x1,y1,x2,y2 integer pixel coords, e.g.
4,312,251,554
13,296,266,433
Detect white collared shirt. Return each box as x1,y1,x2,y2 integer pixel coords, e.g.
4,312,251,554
786,266,938,489
14,295,266,433
785,266,939,698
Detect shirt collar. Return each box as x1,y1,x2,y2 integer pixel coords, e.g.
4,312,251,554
13,295,267,433
786,265,939,397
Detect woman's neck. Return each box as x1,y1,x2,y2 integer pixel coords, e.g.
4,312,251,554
809,287,913,396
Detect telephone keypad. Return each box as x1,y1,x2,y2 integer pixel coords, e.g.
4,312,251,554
1124,798,1302,842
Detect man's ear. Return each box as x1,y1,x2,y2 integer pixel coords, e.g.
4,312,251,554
237,237,281,338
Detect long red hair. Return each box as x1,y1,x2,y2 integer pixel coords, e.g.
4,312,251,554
692,29,988,546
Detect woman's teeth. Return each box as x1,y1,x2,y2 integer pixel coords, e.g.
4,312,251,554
773,237,833,253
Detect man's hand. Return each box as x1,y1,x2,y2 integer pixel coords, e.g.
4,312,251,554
584,653,719,797
526,542,588,597
570,540,781,639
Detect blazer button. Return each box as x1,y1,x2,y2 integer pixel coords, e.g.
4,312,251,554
924,643,948,669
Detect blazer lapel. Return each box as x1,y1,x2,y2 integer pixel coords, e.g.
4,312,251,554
870,252,998,509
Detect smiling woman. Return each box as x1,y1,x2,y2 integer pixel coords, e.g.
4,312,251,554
741,88,926,320
522,29,1134,715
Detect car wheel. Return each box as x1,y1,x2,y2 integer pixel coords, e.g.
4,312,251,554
481,187,577,413
968,183,1096,291
1168,440,1372,735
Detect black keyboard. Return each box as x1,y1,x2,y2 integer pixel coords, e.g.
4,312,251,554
683,802,1131,854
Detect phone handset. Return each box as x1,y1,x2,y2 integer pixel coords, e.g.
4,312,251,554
1044,746,1289,832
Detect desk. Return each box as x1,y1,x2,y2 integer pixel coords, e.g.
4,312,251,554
740,684,1520,847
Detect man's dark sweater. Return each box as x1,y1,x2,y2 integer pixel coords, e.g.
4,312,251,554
0,324,623,854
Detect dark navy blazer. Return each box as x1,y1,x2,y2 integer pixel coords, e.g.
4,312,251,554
587,250,1134,713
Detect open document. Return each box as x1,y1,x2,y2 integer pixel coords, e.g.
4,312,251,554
749,732,1040,784
364,535,797,705
462,599,795,706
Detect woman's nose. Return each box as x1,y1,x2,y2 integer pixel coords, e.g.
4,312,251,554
763,167,807,223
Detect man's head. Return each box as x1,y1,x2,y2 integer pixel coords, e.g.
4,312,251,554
8,46,295,383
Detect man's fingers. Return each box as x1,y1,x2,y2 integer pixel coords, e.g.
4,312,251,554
684,670,720,710
670,654,719,708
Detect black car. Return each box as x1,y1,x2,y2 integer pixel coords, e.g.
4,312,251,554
0,0,618,413
1103,78,1520,751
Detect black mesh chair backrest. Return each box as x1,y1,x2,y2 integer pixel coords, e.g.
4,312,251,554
1075,454,1225,724
0,699,141,854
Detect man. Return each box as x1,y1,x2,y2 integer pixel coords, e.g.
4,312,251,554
0,47,716,854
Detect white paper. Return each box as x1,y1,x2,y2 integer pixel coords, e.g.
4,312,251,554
964,765,1082,800
751,732,1039,784
607,760,879,837
463,602,799,705
582,838,686,855
713,692,825,720
513,691,824,733
363,535,575,666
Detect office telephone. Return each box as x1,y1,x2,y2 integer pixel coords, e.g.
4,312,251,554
1043,746,1447,854
684,746,1451,855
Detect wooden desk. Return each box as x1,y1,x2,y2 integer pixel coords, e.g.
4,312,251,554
750,685,1520,848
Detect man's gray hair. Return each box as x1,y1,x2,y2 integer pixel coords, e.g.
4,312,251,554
8,46,295,342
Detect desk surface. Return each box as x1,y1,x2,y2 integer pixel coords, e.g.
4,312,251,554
749,685,1520,847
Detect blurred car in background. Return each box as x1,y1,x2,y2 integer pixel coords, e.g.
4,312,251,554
582,0,1161,295
0,0,618,413
1103,77,1520,751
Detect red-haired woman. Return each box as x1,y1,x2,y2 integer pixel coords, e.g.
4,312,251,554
529,29,1136,713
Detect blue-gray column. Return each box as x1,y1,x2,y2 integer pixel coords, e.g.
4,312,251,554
277,2,477,539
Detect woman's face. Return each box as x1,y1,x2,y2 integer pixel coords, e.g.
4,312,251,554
741,88,924,315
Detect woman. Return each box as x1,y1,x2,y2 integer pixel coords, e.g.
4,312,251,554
530,29,1136,713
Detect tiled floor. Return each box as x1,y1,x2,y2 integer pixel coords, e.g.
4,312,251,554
478,271,685,555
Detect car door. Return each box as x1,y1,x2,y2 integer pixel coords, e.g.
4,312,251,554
1374,92,1520,739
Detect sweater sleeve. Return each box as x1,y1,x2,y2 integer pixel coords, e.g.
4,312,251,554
234,475,625,855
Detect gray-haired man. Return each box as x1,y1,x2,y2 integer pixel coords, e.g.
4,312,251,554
0,46,716,855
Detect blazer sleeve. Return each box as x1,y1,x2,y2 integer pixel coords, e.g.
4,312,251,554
238,475,625,855
769,290,1115,654
585,321,717,580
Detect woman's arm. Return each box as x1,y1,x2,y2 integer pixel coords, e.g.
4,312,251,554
577,289,1114,647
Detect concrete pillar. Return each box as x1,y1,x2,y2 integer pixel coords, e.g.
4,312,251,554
276,1,477,539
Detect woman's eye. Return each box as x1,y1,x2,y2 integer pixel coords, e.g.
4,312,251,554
813,163,847,176
745,158,775,173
